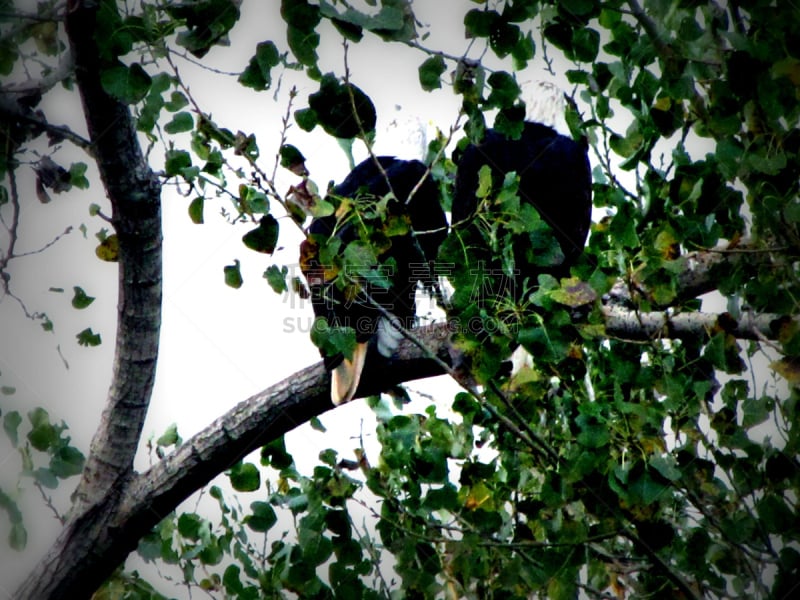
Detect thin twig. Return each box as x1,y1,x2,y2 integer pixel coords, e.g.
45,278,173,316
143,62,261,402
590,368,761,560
13,227,73,258
359,290,556,464
270,86,298,186
167,47,242,77
163,52,305,234
0,99,94,154
34,482,66,525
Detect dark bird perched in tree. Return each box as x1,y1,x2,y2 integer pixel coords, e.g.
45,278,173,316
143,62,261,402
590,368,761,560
299,156,447,405
442,81,593,381
451,81,592,292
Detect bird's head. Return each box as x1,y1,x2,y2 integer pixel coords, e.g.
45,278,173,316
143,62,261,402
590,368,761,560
521,80,572,138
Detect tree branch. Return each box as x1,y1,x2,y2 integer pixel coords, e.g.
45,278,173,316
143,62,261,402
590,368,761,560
606,238,777,309
15,326,450,600
0,95,94,154
0,46,74,98
63,0,162,513
603,305,793,342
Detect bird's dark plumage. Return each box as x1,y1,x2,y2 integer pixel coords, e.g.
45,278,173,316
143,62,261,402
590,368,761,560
451,85,592,291
301,156,447,404
444,82,593,383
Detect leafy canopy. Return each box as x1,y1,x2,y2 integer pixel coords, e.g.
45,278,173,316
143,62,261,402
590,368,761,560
1,0,799,599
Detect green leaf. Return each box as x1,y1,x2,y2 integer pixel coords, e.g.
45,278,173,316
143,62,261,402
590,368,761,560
628,470,669,505
294,107,318,132
423,484,458,511
464,9,499,38
649,454,682,482
342,240,378,278
486,71,520,108
165,149,192,176
476,164,493,199
279,144,306,171
264,264,288,293
242,215,279,254
576,419,610,448
239,185,269,214
287,24,320,66
76,328,102,347
512,30,535,69
310,318,357,361
136,531,162,561
308,74,376,139
177,512,204,539
164,91,189,112
224,260,243,289
490,20,521,58
71,286,95,310
756,495,794,534
27,408,57,451
703,332,744,374
50,446,86,478
9,522,27,551
239,41,281,90
549,277,597,308
245,501,277,532
318,0,414,41
3,411,22,446
281,0,321,32
229,461,260,492
418,55,446,91
188,196,204,224
609,128,643,159
138,79,166,133
261,437,294,470
222,564,244,596
0,489,21,525
572,27,600,62
68,162,89,189
330,17,363,42
741,396,771,429
170,0,241,58
100,62,152,104
156,423,181,447
609,207,640,248
163,111,194,134
561,0,596,16
678,16,703,41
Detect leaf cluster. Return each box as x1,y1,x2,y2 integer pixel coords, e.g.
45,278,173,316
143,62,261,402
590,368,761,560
2,0,800,598
0,395,85,552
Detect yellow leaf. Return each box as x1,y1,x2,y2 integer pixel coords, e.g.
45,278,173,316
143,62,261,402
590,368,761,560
653,96,672,111
95,234,119,262
771,357,800,385
463,482,493,510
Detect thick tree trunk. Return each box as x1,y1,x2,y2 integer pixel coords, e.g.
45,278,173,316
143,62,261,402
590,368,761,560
61,0,163,514
15,0,163,597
